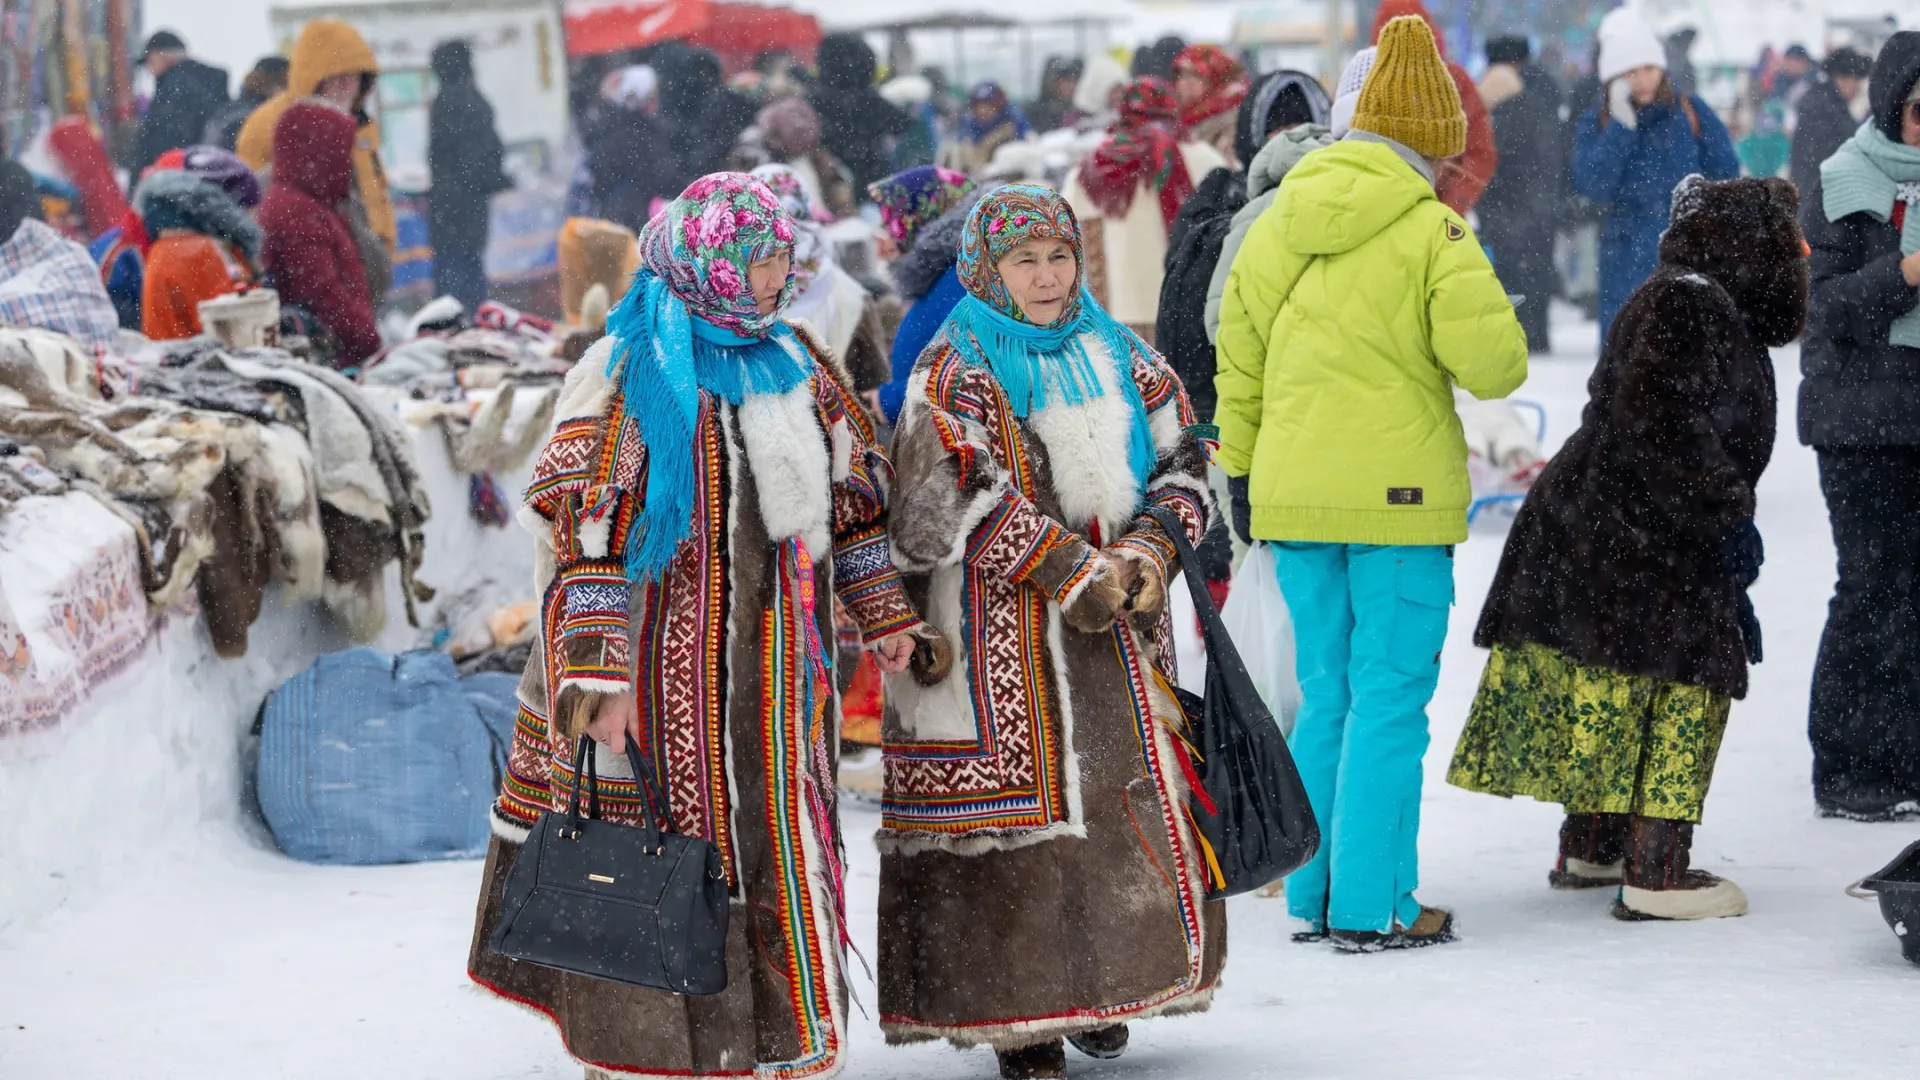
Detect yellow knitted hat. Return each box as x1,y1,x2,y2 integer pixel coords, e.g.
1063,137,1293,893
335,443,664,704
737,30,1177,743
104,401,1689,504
1351,15,1466,161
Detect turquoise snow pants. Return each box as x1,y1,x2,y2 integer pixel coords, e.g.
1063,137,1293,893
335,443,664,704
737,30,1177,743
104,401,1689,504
1273,542,1453,933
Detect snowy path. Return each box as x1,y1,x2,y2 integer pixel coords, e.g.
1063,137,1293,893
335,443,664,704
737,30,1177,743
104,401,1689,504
4,324,1917,1079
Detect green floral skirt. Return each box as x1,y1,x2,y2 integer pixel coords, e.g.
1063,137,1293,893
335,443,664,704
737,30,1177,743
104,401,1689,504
1448,642,1731,823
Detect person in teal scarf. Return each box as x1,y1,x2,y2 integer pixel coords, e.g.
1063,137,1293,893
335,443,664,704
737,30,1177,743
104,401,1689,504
1799,31,1920,822
470,172,937,1079
877,183,1224,1080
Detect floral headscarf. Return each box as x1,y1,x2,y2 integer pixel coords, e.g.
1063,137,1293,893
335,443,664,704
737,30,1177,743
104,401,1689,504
609,172,810,582
750,163,838,324
944,184,1156,491
867,165,976,251
955,183,1085,327
637,171,797,338
1174,44,1250,129
1078,77,1194,232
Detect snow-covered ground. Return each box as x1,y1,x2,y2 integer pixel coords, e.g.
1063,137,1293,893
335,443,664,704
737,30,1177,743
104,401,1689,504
4,309,1917,1079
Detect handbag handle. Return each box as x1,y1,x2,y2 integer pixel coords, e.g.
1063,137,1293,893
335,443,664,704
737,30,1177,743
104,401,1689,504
1140,504,1273,719
563,735,676,847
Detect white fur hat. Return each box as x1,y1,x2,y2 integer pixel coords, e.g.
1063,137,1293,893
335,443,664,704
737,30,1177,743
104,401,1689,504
1330,47,1378,137
1597,7,1666,84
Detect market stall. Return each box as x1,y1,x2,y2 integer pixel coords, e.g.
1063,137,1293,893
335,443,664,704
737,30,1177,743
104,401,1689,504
0,316,568,924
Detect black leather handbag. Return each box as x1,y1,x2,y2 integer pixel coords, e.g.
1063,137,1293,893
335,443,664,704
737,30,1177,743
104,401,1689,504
1144,505,1321,898
488,737,730,994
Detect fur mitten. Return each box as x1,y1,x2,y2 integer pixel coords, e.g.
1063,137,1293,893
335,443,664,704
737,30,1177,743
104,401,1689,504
1116,550,1167,618
909,624,956,686
1061,556,1129,634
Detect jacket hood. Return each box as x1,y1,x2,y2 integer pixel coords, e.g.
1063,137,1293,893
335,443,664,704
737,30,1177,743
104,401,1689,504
271,102,357,204
818,33,876,91
1869,31,1920,141
430,40,473,84
1277,138,1434,255
1234,71,1332,165
1660,175,1808,348
134,170,263,259
890,187,986,300
1246,124,1334,200
1370,0,1444,57
287,18,377,97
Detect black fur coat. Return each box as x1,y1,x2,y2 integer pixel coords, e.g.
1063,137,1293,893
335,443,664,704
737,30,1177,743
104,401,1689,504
1474,176,1808,699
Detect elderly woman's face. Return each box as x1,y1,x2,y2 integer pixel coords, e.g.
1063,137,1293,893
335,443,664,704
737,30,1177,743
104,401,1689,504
750,251,791,315
1905,88,1920,149
996,238,1076,325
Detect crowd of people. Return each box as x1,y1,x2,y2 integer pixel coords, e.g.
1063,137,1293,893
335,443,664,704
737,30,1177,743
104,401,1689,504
457,11,1920,1080
1,8,1918,1080
6,20,510,371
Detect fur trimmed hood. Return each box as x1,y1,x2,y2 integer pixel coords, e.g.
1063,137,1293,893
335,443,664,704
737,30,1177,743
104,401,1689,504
889,187,986,301
135,171,264,261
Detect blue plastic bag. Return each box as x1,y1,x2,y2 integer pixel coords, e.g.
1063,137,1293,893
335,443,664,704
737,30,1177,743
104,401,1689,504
257,648,519,864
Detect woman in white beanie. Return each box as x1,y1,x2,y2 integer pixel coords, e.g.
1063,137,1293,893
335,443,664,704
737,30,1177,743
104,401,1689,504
1573,6,1739,340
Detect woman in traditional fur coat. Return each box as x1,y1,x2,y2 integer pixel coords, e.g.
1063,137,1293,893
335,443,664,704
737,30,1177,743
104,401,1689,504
468,172,933,1079
879,184,1223,1080
1450,175,1808,922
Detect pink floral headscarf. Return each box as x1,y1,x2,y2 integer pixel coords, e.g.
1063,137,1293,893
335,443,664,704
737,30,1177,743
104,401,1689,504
638,171,798,338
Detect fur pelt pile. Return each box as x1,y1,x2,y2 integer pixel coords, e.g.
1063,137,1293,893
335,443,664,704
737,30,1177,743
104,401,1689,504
0,332,432,658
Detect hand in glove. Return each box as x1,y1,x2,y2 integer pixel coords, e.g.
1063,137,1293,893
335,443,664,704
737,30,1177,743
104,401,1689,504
1114,550,1167,618
1228,474,1253,546
1724,520,1765,664
1723,519,1764,588
1061,553,1131,634
907,624,955,686
1608,79,1638,130
1735,592,1764,665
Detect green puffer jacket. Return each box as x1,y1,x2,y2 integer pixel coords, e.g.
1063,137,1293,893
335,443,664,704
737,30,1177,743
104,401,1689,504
1215,136,1528,546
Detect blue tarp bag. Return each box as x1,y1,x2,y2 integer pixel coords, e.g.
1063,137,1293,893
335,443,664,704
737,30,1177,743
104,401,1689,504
257,647,519,864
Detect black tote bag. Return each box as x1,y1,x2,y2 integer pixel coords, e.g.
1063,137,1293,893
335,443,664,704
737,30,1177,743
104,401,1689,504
1144,505,1320,898
488,737,730,994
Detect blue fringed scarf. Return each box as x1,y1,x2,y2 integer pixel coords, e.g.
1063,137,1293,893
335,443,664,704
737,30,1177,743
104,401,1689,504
944,285,1158,494
605,270,812,584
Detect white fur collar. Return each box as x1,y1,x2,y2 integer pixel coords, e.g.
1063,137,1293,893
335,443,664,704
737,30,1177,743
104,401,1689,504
531,337,834,560
1023,336,1143,540
734,373,832,559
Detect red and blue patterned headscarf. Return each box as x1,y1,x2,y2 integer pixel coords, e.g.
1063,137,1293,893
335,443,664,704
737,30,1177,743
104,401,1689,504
867,165,976,251
945,183,1156,491
608,172,811,582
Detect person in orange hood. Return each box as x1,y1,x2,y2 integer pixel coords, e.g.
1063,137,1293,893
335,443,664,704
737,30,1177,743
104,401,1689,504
1368,0,1497,214
236,19,393,301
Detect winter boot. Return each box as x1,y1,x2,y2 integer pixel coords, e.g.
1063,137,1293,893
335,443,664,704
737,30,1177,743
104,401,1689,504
1612,816,1748,921
1815,780,1920,823
1550,812,1629,889
1067,1024,1129,1060
1329,906,1457,953
997,1039,1067,1080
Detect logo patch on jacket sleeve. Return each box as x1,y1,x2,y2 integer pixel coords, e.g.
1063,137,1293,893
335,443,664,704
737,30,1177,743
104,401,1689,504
1387,488,1425,506
1444,221,1466,242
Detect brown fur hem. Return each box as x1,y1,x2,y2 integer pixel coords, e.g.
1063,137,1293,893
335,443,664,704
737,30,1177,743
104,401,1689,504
879,984,1216,1050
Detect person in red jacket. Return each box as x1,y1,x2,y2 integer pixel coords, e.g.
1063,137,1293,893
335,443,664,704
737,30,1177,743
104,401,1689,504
256,101,381,366
1369,0,1497,215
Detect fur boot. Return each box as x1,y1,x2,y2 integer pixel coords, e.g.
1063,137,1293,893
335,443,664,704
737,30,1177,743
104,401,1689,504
1613,816,1748,920
997,1040,1066,1080
1551,812,1629,889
